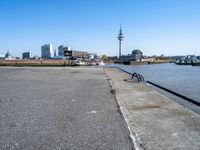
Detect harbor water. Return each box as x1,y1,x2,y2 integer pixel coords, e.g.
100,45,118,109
111,63,200,103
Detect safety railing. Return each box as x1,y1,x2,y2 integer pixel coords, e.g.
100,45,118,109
132,72,144,83
114,66,200,107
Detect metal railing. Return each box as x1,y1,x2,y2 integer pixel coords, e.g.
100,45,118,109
114,66,200,107
131,72,144,83
115,67,144,83
146,81,200,106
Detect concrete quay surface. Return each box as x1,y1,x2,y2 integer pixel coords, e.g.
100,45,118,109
105,68,200,150
0,67,133,150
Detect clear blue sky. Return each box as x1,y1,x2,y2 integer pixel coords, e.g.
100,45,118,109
0,0,200,57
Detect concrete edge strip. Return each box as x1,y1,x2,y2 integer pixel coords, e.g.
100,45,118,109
116,101,141,150
103,68,141,150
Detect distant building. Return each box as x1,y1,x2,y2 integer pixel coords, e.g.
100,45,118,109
32,55,40,59
58,45,71,56
41,44,53,59
119,54,133,61
22,52,31,59
54,49,57,57
4,51,13,60
87,53,101,60
141,57,155,62
52,55,65,59
119,49,143,62
132,49,143,61
64,50,88,59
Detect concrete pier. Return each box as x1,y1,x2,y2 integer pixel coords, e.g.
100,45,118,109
0,67,132,150
0,67,200,150
105,68,200,150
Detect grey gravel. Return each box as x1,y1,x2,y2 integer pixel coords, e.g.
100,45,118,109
0,67,133,150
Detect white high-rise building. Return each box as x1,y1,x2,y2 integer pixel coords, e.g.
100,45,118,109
41,44,53,59
58,45,71,56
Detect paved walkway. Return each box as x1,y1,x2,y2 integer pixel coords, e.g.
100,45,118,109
0,67,133,150
105,68,200,150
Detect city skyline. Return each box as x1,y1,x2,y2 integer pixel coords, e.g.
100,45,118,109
1,0,200,57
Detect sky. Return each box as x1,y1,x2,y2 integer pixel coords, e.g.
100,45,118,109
0,0,200,57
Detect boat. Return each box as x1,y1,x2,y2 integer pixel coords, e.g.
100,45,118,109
192,62,200,66
97,61,105,66
175,62,192,65
74,59,86,66
89,60,105,66
175,59,192,65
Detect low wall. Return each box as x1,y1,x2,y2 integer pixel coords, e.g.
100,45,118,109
0,59,70,66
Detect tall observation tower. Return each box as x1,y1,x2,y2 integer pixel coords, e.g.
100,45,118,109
118,25,124,58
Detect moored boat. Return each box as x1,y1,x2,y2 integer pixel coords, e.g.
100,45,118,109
192,62,200,66
175,62,192,65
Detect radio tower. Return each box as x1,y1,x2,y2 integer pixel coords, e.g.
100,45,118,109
118,25,124,58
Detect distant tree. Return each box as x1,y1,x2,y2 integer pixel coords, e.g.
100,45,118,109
101,55,108,61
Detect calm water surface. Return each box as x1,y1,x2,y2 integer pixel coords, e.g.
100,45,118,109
112,63,200,102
